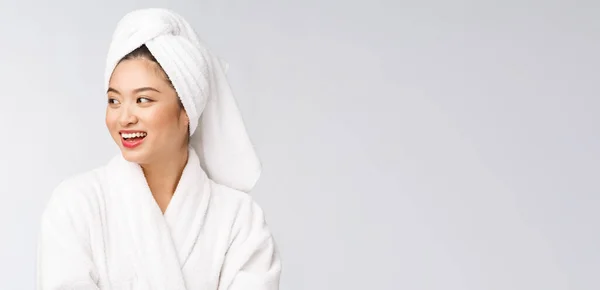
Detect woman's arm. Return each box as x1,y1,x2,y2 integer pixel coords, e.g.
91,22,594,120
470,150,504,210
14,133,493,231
219,197,282,290
36,181,100,290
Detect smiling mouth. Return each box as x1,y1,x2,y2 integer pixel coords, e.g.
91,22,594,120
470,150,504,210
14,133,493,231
121,132,147,141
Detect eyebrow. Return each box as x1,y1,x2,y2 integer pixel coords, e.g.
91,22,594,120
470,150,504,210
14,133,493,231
107,87,161,94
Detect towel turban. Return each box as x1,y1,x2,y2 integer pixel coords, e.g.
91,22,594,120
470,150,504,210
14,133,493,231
104,8,261,193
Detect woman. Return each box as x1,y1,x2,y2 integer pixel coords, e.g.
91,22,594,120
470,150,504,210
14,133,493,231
36,8,281,290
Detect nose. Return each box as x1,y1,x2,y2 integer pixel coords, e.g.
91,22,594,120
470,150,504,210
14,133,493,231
118,104,138,127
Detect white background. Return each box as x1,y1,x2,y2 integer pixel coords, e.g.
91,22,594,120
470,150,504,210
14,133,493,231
0,0,598,289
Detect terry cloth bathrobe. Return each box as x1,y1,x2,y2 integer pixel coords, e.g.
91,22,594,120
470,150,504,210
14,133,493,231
36,8,281,290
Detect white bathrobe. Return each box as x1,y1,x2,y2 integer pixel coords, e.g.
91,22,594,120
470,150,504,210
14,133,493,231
36,147,281,290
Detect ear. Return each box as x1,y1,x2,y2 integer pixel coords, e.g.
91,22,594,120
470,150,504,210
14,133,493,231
181,109,190,126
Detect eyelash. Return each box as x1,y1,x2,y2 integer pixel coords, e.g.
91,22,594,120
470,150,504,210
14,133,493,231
107,97,152,104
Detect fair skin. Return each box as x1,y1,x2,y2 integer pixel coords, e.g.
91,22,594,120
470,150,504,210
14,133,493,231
105,58,189,213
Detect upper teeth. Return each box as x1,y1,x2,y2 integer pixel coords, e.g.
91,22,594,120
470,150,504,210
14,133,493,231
122,132,147,138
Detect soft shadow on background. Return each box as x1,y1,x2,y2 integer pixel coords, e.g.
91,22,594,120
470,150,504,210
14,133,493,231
0,0,598,289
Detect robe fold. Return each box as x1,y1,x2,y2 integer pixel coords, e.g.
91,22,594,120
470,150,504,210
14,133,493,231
36,148,281,290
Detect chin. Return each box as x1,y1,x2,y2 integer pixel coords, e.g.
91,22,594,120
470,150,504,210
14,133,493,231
120,147,150,165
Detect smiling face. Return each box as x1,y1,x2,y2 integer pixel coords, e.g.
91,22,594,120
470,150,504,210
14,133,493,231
105,52,189,165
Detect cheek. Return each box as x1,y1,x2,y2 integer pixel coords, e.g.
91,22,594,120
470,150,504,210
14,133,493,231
105,110,118,130
144,107,180,134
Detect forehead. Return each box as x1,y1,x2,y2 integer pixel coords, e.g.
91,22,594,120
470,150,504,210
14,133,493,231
109,58,170,90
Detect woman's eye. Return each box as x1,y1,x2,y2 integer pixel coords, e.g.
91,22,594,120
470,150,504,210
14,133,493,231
108,98,119,104
137,97,151,103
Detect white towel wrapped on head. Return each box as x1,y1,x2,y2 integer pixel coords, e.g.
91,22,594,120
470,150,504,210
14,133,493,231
105,7,261,193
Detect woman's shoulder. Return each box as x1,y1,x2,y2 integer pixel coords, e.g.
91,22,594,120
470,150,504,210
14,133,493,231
209,181,257,209
52,166,107,197
208,181,272,226
42,166,108,218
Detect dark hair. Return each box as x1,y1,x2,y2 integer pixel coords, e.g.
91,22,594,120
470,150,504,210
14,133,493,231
120,45,183,109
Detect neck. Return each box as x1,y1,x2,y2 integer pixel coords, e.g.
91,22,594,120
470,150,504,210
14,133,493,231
141,146,189,213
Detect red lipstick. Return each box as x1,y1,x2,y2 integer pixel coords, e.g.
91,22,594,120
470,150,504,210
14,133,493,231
119,130,147,149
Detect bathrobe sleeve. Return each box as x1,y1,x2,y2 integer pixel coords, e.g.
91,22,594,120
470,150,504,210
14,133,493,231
36,180,100,290
219,196,282,290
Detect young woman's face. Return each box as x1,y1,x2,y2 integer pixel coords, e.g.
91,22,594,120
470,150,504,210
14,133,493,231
106,58,189,165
